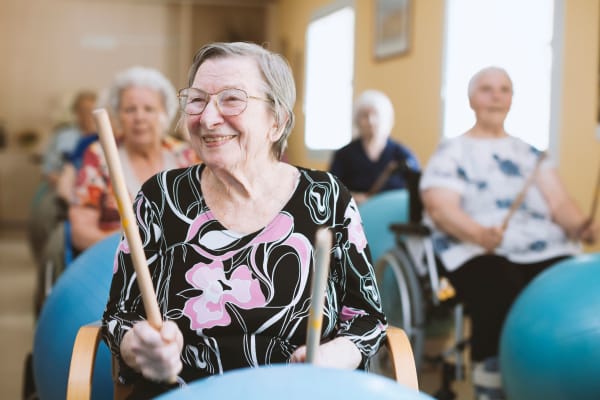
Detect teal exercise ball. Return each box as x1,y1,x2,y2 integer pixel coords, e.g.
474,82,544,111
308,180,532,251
500,253,600,400
156,364,434,400
33,233,120,400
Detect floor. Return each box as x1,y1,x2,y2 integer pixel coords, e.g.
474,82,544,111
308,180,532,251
0,224,473,399
0,226,36,400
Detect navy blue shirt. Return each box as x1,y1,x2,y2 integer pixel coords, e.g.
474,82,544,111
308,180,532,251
329,138,420,193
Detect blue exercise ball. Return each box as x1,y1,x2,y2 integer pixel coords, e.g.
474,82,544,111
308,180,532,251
156,364,434,400
358,189,409,263
500,253,600,400
33,233,121,400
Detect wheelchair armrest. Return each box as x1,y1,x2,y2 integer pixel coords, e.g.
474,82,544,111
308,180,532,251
67,321,103,400
386,325,419,391
389,223,431,237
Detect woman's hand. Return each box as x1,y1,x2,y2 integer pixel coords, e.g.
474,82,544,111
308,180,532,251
120,320,184,383
477,226,504,252
290,337,361,369
576,219,599,245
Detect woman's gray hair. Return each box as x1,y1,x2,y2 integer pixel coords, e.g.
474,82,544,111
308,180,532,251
467,66,513,99
186,42,296,160
104,66,178,132
353,90,394,137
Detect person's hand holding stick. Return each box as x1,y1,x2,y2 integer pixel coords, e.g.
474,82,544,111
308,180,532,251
94,109,181,384
289,228,362,369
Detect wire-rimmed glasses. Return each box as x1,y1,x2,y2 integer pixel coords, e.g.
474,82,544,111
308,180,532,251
178,87,270,116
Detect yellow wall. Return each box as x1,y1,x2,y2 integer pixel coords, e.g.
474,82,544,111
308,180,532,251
560,0,600,252
273,0,444,169
274,0,600,251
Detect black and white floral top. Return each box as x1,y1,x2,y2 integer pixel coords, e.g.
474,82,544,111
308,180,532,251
102,164,387,395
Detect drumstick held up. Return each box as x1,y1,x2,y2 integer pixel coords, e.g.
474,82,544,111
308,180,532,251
93,108,163,329
501,152,547,231
305,227,333,364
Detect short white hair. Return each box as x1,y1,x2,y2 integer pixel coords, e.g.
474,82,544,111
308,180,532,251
467,66,513,99
104,66,178,131
353,90,395,135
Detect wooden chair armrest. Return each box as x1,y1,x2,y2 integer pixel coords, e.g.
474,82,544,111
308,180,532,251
386,325,419,391
66,322,103,400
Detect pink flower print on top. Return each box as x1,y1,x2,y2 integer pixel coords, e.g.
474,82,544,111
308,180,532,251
183,261,267,331
185,211,295,262
345,201,367,253
113,238,131,274
340,306,367,322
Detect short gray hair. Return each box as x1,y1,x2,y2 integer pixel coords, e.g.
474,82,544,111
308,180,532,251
467,66,513,99
105,66,178,132
353,90,394,136
186,42,296,160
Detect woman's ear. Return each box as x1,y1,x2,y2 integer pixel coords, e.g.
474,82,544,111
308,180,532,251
269,113,288,142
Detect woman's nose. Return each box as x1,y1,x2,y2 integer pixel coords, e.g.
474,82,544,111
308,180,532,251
200,97,224,127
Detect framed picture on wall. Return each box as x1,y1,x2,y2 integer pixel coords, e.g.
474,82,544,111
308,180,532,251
374,0,411,59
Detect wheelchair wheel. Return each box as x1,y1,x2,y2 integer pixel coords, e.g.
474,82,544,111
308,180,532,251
373,247,425,370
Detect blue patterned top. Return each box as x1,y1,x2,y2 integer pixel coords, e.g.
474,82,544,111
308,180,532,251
420,135,580,271
102,165,387,393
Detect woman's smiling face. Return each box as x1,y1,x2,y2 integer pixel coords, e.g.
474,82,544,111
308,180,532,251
186,56,278,171
119,86,166,148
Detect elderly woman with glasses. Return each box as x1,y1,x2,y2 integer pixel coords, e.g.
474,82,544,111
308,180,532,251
68,66,199,254
102,42,387,398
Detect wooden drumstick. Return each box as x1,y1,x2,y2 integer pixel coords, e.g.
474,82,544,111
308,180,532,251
367,160,399,196
501,152,547,231
305,227,333,364
93,108,163,329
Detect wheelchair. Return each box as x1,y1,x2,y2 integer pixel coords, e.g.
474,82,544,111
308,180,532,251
359,171,469,400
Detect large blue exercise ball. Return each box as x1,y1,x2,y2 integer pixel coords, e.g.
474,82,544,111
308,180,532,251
500,253,600,400
33,233,121,400
358,189,409,263
156,364,435,400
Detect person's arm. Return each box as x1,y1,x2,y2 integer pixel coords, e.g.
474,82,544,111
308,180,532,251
69,145,118,251
421,187,503,252
536,168,598,244
68,205,116,251
56,163,77,203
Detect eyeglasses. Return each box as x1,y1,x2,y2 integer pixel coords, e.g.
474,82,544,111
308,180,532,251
178,87,270,116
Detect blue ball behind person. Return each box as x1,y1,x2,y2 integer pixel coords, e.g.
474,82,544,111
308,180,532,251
33,233,120,400
500,253,600,400
156,364,434,400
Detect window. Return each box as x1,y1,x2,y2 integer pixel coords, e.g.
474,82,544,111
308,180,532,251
304,1,355,154
441,0,562,151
